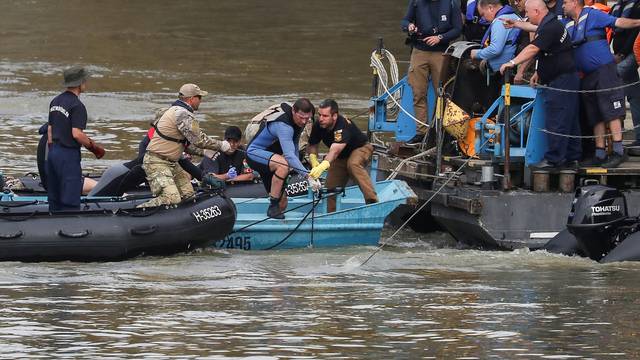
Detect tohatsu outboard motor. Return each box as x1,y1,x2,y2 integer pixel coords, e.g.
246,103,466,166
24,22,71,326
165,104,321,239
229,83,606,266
566,185,630,261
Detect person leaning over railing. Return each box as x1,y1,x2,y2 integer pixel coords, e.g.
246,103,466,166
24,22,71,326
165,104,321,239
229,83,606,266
563,0,640,168
500,0,581,170
469,0,521,103
505,0,640,168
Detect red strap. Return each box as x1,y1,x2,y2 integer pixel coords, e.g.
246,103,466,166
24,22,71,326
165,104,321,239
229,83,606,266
147,127,155,139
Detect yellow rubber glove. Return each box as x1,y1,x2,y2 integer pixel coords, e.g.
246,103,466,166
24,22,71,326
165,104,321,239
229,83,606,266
309,160,330,179
309,153,320,168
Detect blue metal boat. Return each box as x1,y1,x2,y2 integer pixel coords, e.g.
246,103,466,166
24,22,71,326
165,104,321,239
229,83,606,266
215,179,417,251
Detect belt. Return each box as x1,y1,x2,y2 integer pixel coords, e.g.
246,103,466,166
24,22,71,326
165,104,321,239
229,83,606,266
147,151,177,163
52,140,80,149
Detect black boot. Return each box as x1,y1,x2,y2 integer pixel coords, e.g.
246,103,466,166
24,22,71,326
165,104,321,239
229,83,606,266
267,197,284,219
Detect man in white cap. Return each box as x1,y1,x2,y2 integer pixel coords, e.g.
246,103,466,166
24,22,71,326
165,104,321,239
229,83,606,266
139,83,231,208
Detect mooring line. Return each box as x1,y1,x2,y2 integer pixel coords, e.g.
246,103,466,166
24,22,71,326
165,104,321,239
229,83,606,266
359,138,492,267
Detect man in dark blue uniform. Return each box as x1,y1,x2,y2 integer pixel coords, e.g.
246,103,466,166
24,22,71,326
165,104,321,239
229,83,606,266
47,66,105,211
545,0,565,20
402,0,463,145
501,0,581,169
563,0,640,167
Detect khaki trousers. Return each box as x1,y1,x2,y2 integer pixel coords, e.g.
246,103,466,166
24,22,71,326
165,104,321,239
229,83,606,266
138,153,194,208
325,144,378,213
408,48,445,134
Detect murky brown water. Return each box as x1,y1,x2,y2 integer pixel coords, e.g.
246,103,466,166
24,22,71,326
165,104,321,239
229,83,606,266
2,1,640,358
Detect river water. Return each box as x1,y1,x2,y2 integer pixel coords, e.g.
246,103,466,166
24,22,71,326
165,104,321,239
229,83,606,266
2,1,640,358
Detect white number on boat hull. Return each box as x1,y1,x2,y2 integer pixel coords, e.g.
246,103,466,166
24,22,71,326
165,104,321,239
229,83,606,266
192,205,222,223
286,180,308,196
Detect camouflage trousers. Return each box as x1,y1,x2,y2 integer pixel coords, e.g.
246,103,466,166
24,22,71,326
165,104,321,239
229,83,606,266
138,153,194,208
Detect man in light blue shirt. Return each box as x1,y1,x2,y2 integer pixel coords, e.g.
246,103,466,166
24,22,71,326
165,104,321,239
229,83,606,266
470,0,521,103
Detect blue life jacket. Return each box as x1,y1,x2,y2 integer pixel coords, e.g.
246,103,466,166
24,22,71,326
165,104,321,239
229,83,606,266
480,5,521,47
466,0,490,26
564,7,607,48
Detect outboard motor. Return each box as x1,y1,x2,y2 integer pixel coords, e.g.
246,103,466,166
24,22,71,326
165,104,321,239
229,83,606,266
566,185,628,261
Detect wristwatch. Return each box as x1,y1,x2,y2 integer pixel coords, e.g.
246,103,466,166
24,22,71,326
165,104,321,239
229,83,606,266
437,34,443,40
509,59,516,66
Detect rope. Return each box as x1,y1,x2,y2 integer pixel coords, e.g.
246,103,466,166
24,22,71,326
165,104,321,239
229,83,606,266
484,78,640,140
373,68,430,128
532,79,640,94
370,49,401,114
538,123,640,139
371,53,430,129
385,149,435,180
229,188,342,234
263,194,322,250
359,137,492,267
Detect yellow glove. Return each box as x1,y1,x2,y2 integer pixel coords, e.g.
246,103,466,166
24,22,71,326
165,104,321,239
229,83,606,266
309,153,320,168
309,160,330,179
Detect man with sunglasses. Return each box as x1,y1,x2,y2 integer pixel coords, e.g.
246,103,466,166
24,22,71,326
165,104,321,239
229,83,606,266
246,98,314,219
138,83,231,208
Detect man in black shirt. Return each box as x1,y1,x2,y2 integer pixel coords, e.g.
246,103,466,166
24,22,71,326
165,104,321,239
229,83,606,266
500,0,581,169
401,0,463,145
307,99,378,212
199,126,254,183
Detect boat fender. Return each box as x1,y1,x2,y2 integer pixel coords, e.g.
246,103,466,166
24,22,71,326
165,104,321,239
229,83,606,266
0,230,23,239
130,225,158,236
58,229,90,238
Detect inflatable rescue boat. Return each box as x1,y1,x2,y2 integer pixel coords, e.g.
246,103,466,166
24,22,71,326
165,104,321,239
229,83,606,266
0,189,236,262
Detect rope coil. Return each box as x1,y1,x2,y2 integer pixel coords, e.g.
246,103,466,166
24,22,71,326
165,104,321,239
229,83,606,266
370,49,401,114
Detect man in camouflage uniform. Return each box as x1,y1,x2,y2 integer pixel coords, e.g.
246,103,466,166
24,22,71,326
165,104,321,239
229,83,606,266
138,83,231,208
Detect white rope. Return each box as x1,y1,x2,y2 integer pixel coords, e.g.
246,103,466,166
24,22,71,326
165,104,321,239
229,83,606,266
385,149,434,180
372,58,430,129
359,137,492,267
370,49,400,111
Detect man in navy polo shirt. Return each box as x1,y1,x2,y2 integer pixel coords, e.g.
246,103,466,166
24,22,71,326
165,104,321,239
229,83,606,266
563,0,640,167
401,0,463,145
47,66,105,211
501,0,581,169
